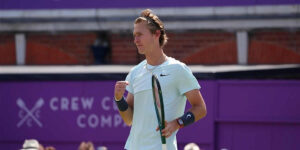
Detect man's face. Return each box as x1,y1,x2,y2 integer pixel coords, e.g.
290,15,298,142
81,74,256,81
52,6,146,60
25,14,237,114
133,21,156,54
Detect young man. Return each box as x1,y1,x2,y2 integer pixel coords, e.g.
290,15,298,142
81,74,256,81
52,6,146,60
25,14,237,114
114,9,207,150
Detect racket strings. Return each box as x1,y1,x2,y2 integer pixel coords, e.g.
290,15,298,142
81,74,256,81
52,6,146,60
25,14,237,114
154,82,163,123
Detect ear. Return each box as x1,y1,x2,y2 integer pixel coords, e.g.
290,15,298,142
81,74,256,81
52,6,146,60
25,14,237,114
155,30,161,38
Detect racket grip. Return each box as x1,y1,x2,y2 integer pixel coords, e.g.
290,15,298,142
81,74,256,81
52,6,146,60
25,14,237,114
162,144,167,150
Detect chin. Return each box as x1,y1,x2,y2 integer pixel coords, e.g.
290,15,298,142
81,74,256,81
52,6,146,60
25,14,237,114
137,49,145,54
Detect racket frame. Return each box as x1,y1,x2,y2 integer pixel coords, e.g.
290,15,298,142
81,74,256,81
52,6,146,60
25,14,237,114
151,74,167,146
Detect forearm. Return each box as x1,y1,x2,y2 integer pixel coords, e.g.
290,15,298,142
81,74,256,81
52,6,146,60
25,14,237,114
114,95,134,126
176,103,207,128
183,89,207,124
188,105,207,122
119,106,133,126
162,106,207,138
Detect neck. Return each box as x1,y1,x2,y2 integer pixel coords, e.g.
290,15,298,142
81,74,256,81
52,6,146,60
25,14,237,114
145,47,167,66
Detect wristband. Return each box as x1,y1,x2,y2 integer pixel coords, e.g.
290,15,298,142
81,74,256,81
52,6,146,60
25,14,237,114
177,111,195,128
115,97,128,111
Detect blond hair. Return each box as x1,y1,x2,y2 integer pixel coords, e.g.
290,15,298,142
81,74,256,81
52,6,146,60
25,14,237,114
135,9,168,48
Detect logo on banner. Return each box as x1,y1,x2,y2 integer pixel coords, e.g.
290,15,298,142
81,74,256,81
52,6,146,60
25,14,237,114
17,98,44,128
15,96,126,129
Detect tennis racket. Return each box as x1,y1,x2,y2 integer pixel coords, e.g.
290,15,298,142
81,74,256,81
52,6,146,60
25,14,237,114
152,74,167,150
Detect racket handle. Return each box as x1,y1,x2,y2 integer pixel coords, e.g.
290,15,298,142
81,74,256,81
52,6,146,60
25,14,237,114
162,144,167,150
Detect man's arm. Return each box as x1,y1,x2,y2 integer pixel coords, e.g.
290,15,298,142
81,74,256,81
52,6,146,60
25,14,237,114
119,92,134,126
161,89,206,137
185,89,207,121
114,81,134,126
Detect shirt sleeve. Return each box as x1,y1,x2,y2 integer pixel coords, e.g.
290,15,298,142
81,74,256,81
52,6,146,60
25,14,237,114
176,64,200,95
125,71,134,94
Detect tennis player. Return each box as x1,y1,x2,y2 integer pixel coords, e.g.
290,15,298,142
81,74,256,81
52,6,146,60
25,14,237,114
114,9,207,150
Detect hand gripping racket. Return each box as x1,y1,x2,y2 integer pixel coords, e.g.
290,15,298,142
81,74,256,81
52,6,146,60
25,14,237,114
152,74,167,150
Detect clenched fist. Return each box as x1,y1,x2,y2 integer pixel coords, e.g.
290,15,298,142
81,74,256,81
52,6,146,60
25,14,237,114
114,81,129,100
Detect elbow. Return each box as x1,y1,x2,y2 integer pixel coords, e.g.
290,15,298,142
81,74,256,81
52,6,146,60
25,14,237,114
197,105,207,119
124,120,132,126
200,100,207,119
192,105,207,121
202,107,207,118
123,117,132,126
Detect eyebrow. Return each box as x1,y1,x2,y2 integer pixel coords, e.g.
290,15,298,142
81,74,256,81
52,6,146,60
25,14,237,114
133,31,141,36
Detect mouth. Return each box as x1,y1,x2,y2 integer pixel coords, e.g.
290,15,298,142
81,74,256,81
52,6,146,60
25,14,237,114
136,45,143,50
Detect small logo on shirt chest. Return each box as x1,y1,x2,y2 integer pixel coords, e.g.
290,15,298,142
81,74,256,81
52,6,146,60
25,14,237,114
160,74,170,77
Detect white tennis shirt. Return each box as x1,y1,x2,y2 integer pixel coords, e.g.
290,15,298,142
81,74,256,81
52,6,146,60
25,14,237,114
125,57,200,150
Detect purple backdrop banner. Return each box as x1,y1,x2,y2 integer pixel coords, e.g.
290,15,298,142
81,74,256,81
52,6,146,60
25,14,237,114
0,81,212,150
1,80,300,150
1,0,299,9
